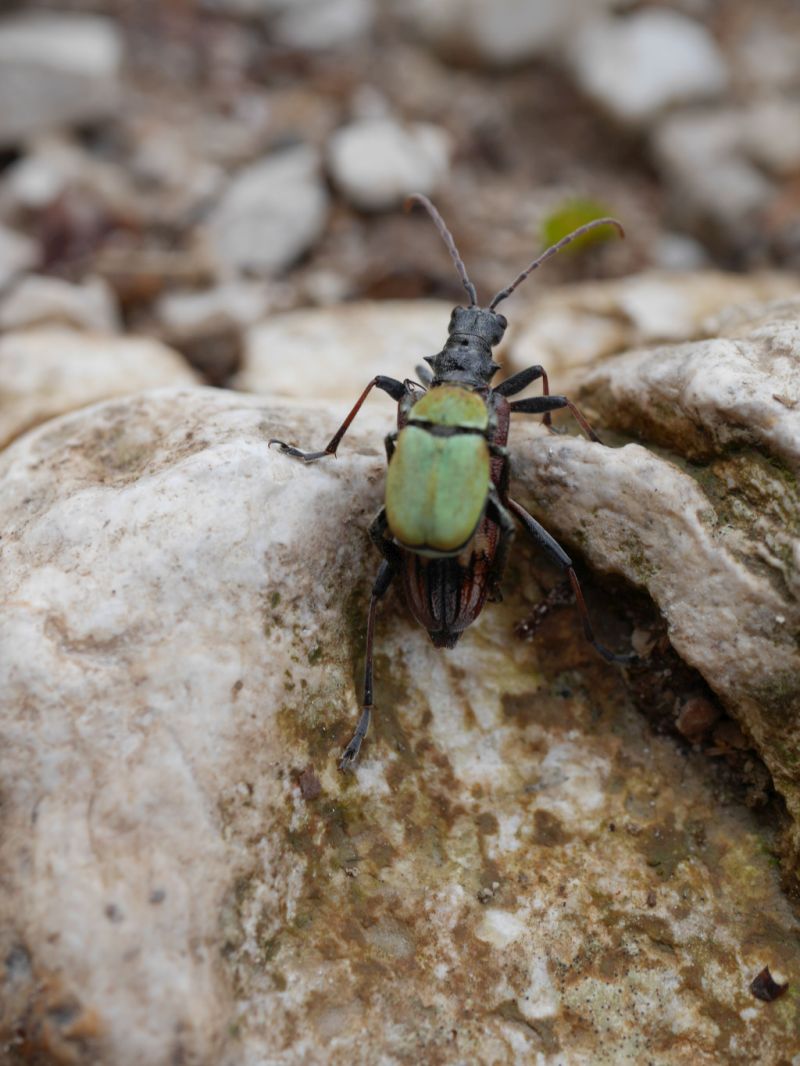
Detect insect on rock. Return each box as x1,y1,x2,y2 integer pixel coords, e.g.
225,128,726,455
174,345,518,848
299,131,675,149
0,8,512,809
270,195,631,770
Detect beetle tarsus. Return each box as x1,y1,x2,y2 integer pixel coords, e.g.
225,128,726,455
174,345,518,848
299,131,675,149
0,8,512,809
339,706,371,771
270,375,408,465
269,439,332,462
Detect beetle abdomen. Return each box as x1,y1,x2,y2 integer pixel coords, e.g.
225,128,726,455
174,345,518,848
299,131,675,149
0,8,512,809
401,520,496,647
386,425,490,554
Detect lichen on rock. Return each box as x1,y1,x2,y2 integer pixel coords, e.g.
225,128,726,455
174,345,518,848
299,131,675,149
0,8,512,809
516,294,800,875
1,386,798,1064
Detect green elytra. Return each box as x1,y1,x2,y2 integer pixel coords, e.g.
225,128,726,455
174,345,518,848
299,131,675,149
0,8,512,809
385,386,490,554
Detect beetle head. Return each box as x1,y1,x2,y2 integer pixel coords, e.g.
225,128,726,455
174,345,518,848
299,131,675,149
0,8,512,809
424,306,506,386
406,192,624,385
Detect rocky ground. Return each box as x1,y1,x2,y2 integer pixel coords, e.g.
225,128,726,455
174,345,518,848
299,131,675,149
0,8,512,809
1,1,800,1064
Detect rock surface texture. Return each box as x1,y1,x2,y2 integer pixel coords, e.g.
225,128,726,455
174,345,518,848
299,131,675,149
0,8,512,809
562,297,800,856
0,329,198,450
1,386,798,1065
507,270,798,391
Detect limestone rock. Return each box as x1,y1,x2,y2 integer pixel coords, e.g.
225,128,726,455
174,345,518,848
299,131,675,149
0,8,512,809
206,145,329,278
542,296,800,852
0,14,123,148
328,118,451,211
234,299,463,400
0,387,798,1064
0,275,120,334
567,11,728,127
508,271,798,391
0,330,197,450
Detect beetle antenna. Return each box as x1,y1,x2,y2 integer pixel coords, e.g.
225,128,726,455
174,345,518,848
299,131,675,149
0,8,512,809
406,193,478,307
489,217,625,310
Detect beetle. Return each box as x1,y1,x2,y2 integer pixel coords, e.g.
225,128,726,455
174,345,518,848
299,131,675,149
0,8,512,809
270,194,629,769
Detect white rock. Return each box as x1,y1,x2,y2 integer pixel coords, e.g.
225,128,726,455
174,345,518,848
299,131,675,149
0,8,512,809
731,18,800,92
328,118,451,211
0,136,139,222
653,107,774,228
508,271,797,391
0,224,37,292
0,275,120,333
156,282,272,340
0,330,197,449
0,14,122,147
651,233,709,273
532,299,800,839
0,386,798,1064
271,0,374,49
517,423,800,832
568,10,728,126
128,123,225,221
206,145,329,278
0,138,83,213
583,297,800,472
742,98,800,178
234,299,469,400
404,0,614,67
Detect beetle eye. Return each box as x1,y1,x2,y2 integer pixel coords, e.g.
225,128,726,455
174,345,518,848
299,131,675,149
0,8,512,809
495,314,507,329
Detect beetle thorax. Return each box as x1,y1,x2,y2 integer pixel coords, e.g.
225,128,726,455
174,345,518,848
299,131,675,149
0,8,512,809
425,306,507,387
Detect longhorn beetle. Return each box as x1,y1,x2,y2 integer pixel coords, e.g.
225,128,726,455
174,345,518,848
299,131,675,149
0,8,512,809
270,195,630,770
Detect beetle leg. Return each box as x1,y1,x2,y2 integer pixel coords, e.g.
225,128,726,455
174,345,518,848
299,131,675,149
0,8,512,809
494,364,553,426
507,497,634,664
369,506,401,565
269,375,406,461
384,432,398,463
339,559,394,771
509,395,601,443
486,490,516,602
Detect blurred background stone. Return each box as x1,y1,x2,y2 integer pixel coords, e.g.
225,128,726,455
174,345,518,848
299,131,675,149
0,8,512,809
0,224,38,292
206,145,329,278
566,10,728,127
328,117,451,211
402,0,615,67
234,299,459,399
0,274,120,333
0,13,123,147
0,330,197,449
